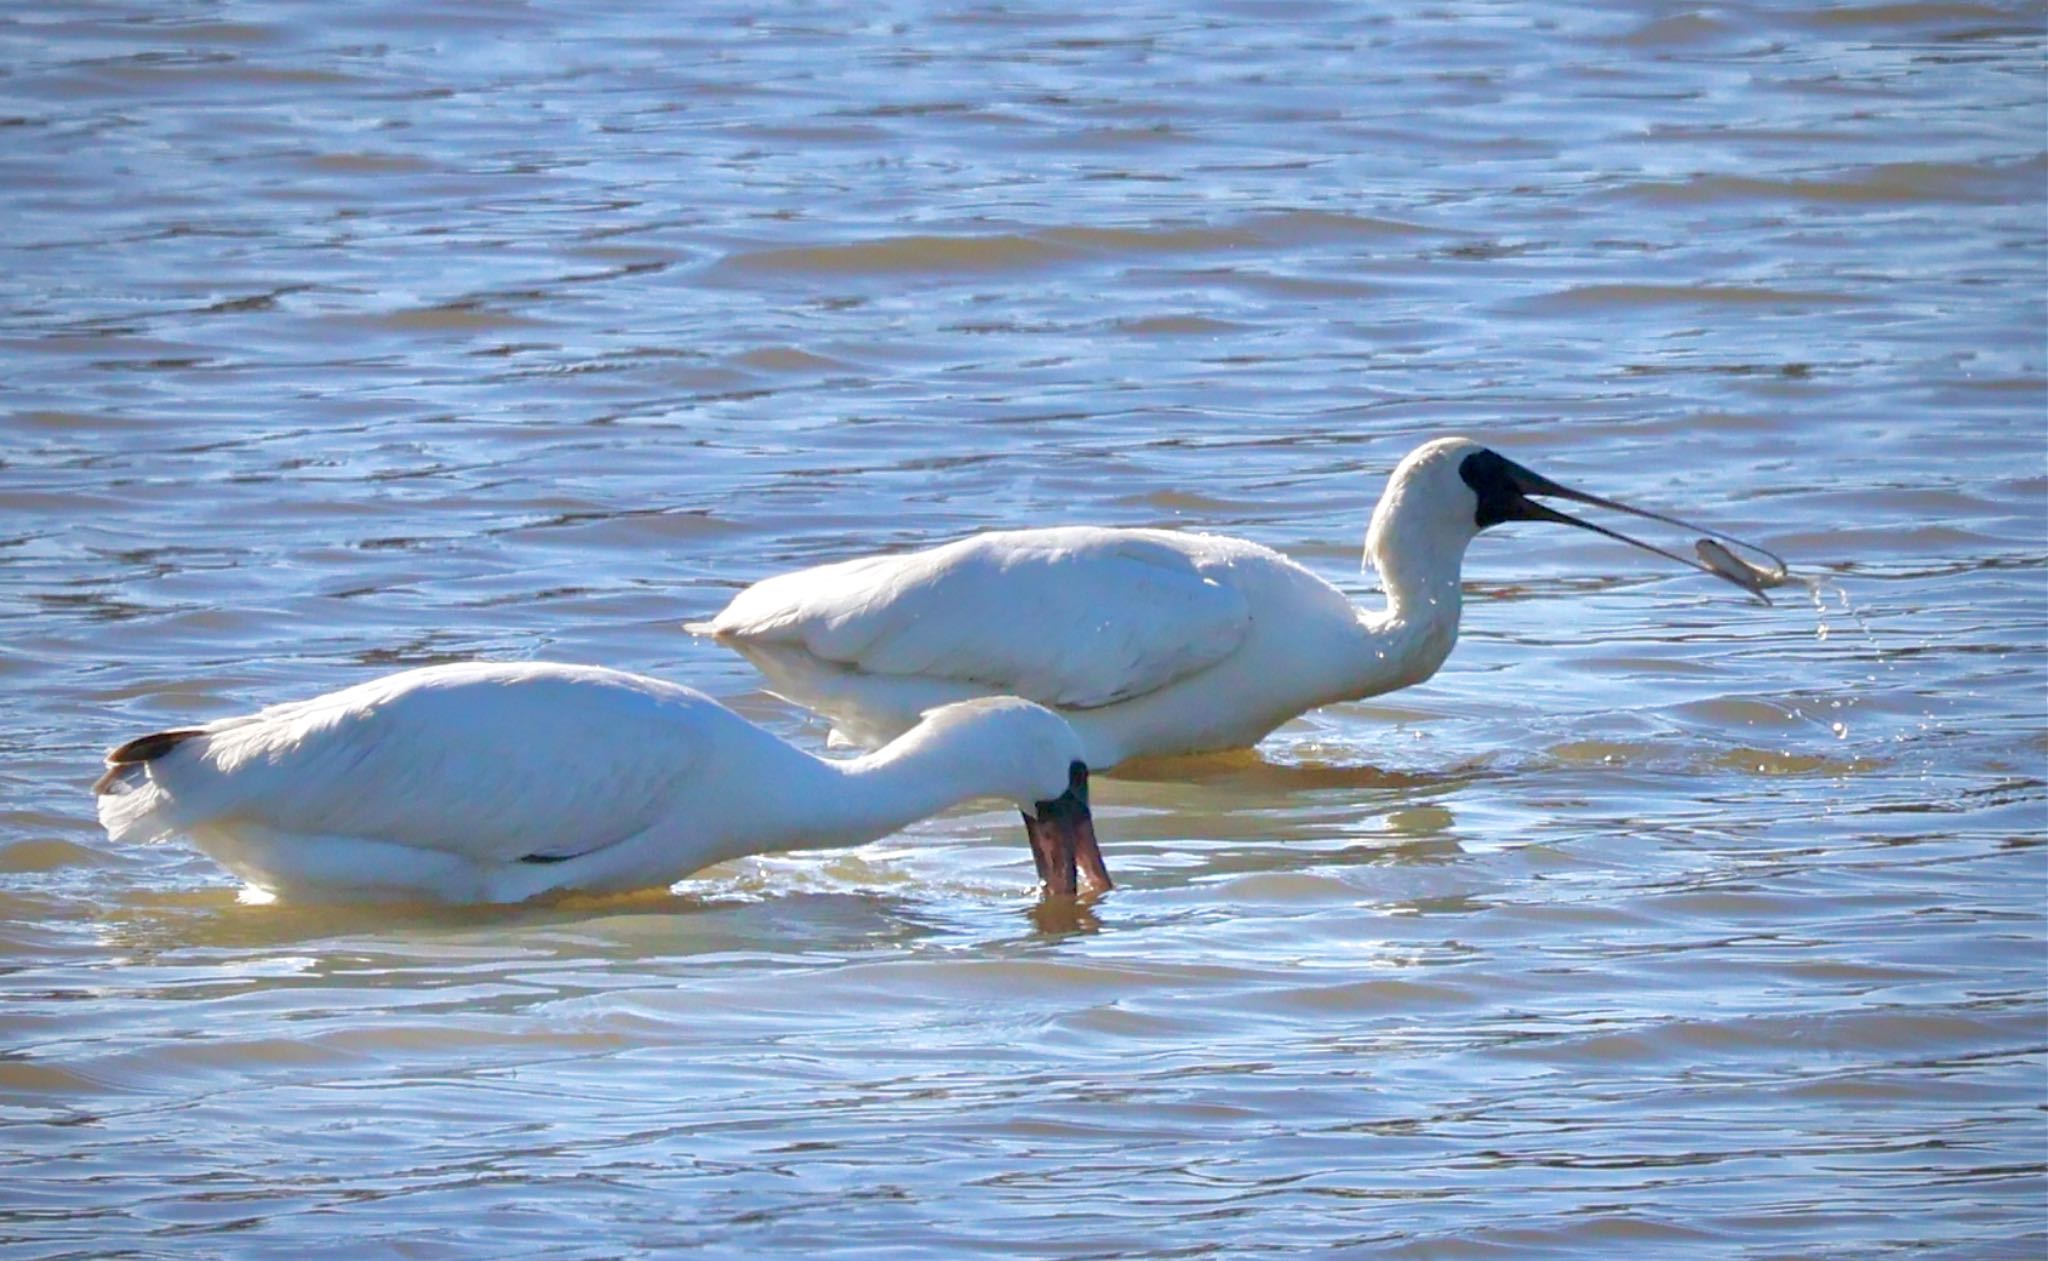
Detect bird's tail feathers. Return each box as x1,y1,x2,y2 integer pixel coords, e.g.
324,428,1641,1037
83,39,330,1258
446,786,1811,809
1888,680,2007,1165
93,728,204,843
94,773,176,843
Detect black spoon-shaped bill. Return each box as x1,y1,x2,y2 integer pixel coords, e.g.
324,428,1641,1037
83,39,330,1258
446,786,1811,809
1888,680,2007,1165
1459,449,1787,599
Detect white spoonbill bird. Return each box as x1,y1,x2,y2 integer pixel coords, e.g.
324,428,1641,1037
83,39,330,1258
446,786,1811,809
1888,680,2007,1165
93,661,1108,903
689,436,1782,769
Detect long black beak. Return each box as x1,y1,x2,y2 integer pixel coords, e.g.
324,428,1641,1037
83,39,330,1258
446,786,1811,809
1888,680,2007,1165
1460,449,1787,601
1021,761,1111,898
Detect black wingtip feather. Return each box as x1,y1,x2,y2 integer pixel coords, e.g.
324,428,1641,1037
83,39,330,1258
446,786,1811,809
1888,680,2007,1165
95,729,206,794
106,729,205,766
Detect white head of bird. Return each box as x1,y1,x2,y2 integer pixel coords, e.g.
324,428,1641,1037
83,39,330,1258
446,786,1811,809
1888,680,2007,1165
892,697,1106,896
897,696,1086,812
1365,437,1495,610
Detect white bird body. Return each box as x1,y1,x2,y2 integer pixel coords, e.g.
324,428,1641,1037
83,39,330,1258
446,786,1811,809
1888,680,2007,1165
692,439,1504,769
95,661,1095,903
697,525,1459,768
693,436,1770,768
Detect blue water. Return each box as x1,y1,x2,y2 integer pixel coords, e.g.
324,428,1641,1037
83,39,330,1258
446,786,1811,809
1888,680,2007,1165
1,3,2042,1257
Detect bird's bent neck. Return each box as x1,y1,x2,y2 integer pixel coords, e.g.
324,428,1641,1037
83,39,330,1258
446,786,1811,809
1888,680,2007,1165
1339,528,1469,700
1050,533,1475,768
736,723,1010,860
1372,523,1468,623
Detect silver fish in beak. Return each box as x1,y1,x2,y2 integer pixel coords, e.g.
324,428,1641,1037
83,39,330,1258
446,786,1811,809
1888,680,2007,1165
1695,538,1791,603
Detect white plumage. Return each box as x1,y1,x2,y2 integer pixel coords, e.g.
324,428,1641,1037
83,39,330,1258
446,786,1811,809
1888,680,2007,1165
692,436,1771,768
95,661,1100,904
703,528,1254,710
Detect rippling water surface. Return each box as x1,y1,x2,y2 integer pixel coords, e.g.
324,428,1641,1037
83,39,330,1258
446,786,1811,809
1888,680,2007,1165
3,2,2044,1256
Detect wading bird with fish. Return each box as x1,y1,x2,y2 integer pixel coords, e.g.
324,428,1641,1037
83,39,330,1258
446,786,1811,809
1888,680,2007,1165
93,662,1109,904
691,437,1785,770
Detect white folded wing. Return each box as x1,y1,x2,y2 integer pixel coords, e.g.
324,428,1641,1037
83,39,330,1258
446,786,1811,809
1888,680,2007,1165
104,662,714,863
698,527,1254,709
